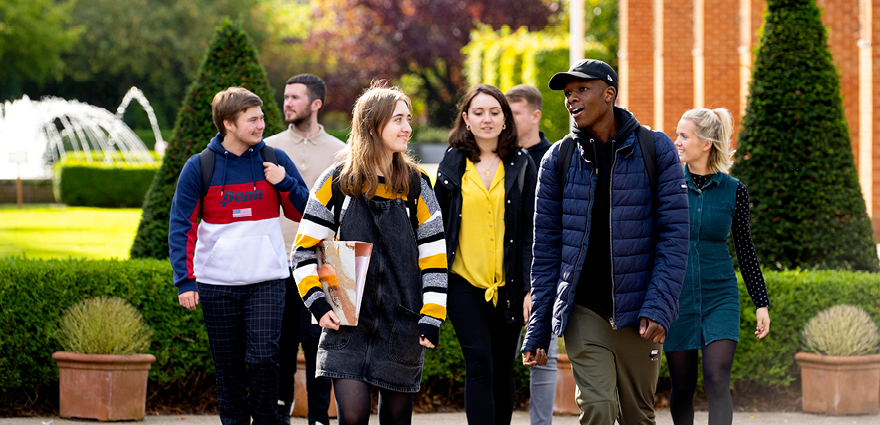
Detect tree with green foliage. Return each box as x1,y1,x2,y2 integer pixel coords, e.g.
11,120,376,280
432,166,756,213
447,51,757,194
731,0,879,271
0,0,80,99
11,0,263,129
130,20,284,260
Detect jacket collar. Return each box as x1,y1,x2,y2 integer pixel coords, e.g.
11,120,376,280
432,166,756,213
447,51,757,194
287,124,327,145
437,147,466,187
437,146,530,192
683,163,723,191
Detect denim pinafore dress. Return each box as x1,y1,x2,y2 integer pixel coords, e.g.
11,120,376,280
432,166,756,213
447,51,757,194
314,193,426,392
665,166,741,351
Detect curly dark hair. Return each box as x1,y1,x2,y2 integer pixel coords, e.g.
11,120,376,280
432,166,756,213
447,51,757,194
448,84,519,163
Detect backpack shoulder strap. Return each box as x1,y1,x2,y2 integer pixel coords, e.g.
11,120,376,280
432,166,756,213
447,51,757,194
199,148,214,200
405,169,422,237
556,135,576,191
198,148,215,218
637,125,657,195
260,145,278,165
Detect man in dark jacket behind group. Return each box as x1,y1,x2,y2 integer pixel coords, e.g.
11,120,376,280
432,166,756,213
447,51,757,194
521,59,689,425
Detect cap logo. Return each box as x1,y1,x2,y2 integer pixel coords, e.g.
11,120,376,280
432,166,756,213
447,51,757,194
607,75,613,82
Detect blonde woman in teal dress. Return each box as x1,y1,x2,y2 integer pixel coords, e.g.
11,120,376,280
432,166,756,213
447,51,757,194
666,108,771,425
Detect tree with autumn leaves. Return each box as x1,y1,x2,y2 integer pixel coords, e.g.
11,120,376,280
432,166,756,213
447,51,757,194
306,0,554,126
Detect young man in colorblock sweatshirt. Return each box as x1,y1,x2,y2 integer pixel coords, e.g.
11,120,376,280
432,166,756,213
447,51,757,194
169,86,310,425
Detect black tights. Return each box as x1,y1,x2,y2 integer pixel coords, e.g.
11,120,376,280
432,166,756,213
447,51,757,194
332,378,414,425
666,339,737,425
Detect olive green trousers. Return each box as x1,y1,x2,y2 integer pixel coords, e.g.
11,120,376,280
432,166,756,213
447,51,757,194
563,304,663,425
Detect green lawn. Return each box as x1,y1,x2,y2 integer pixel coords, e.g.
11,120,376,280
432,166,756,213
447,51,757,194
0,205,142,259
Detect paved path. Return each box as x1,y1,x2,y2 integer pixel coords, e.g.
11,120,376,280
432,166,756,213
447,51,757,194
4,411,879,425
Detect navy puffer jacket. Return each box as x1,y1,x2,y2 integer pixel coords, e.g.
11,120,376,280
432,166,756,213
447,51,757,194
521,108,689,353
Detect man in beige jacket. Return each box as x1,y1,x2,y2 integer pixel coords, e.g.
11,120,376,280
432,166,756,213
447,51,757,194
265,74,345,425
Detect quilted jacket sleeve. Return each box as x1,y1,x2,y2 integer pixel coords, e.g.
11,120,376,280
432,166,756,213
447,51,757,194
637,131,689,331
521,142,563,353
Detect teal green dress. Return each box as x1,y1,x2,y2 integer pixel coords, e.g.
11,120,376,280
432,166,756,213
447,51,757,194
665,166,742,351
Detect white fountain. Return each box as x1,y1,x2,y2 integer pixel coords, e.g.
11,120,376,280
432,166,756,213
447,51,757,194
116,87,167,155
0,88,158,180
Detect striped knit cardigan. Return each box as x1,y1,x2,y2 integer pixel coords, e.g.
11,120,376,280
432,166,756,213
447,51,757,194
291,165,448,343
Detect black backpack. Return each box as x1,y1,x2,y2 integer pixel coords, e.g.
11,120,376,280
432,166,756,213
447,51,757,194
556,125,657,194
329,165,422,236
198,145,279,213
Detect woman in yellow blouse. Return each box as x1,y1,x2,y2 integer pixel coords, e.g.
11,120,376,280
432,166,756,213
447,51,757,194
434,84,537,425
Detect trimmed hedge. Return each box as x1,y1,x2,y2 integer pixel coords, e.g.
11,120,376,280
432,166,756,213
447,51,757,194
0,258,210,395
732,0,879,271
53,160,159,207
2,257,877,406
729,269,880,388
0,257,523,406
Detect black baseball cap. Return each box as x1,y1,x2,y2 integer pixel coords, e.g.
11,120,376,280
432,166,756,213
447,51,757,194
548,59,618,92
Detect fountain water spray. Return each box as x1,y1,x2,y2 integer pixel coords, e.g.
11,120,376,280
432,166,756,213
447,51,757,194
0,90,157,180
116,87,167,154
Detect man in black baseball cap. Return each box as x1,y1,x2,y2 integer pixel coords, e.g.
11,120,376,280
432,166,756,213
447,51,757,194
521,58,689,425
548,59,618,93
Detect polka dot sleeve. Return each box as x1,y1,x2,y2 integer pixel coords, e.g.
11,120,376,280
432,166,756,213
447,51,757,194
732,181,770,309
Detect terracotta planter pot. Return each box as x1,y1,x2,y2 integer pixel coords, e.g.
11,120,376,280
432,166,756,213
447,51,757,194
291,353,337,418
554,354,580,415
52,351,155,421
795,352,880,416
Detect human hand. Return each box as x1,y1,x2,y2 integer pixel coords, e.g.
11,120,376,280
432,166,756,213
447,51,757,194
523,291,531,322
178,291,199,311
419,336,435,348
263,162,286,185
639,317,666,343
522,349,547,368
319,311,341,330
755,307,770,338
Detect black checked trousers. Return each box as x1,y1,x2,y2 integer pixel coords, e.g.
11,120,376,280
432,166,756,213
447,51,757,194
199,279,285,425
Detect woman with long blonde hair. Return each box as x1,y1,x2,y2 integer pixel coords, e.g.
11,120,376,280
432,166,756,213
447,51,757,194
292,84,447,425
666,107,771,425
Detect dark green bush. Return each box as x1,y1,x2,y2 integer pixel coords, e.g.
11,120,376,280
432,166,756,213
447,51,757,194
531,48,572,144
4,257,874,407
730,270,880,388
0,257,528,408
731,0,879,271
53,160,159,207
0,258,210,395
130,19,284,259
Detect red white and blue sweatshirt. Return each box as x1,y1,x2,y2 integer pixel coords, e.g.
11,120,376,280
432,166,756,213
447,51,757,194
169,135,309,295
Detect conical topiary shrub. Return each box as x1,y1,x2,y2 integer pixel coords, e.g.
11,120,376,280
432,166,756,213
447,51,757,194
130,19,284,259
731,0,879,271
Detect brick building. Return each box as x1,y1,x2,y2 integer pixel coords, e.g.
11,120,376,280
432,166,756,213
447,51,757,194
618,0,880,239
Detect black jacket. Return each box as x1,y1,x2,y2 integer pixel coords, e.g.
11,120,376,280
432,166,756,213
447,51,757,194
434,146,538,323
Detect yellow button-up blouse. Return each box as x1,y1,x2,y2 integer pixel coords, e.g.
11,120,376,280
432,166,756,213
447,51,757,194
451,159,506,306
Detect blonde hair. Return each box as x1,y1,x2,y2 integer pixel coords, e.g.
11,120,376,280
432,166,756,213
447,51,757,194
339,83,417,198
681,107,735,174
